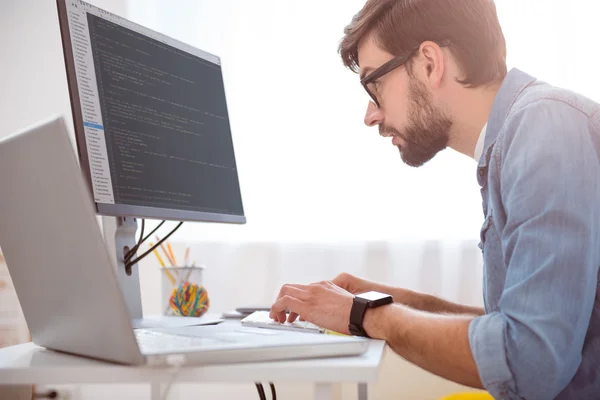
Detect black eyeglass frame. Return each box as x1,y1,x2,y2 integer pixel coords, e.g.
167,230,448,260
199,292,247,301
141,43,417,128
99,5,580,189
360,52,415,108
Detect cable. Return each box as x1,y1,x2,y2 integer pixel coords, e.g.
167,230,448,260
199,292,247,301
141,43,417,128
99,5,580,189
159,377,176,400
125,219,166,263
126,221,182,268
159,355,185,400
141,220,165,243
129,219,171,261
124,218,145,262
255,383,266,400
125,221,183,269
269,382,276,400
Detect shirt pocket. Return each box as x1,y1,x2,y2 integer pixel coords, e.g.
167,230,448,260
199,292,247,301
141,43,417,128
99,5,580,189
478,213,505,313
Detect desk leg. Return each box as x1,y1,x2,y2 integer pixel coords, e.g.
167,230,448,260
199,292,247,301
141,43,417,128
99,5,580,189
358,382,368,400
314,383,334,400
151,383,161,400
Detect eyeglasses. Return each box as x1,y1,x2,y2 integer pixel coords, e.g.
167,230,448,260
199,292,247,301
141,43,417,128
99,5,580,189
360,51,415,108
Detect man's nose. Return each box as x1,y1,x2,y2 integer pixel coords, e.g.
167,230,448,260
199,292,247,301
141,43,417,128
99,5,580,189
364,101,383,127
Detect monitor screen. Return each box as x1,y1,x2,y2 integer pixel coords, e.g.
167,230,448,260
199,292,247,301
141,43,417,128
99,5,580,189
56,0,245,224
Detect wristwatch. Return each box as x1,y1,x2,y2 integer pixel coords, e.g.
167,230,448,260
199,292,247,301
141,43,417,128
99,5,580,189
348,291,393,338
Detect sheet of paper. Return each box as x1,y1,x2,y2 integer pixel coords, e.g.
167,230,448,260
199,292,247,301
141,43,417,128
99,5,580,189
131,314,224,329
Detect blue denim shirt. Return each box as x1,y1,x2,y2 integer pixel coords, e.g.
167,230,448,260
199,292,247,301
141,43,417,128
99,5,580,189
468,68,600,399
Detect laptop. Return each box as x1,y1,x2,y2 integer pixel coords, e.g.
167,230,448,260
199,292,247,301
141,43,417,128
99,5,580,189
0,116,369,366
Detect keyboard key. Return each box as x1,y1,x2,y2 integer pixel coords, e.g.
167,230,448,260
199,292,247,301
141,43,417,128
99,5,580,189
241,311,324,333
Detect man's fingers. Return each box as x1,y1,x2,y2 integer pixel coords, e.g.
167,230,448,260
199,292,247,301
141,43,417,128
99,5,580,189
270,284,310,323
270,295,306,323
288,312,299,323
276,283,309,301
272,285,310,322
279,285,310,301
331,274,350,290
275,311,286,323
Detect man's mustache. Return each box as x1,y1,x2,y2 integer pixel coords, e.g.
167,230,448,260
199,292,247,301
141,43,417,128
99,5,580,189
379,125,401,137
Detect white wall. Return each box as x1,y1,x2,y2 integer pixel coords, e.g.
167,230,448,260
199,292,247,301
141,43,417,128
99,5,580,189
122,0,600,244
0,0,130,254
0,0,128,140
124,0,485,244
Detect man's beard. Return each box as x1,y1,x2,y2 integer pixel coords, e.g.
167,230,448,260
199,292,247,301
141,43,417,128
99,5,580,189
381,78,452,167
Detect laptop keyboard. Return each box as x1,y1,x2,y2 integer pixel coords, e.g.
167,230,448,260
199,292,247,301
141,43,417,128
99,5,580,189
241,311,324,333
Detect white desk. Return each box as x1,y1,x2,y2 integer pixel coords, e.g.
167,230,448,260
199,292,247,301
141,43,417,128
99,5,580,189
0,334,386,400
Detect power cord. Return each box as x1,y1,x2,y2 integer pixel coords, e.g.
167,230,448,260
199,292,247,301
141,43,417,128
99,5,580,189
255,383,266,400
124,219,166,263
255,382,276,400
125,221,183,270
124,218,145,262
159,354,186,400
161,374,275,400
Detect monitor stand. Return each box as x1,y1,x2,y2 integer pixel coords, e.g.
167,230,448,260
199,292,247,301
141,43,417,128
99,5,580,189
103,216,143,320
102,216,223,329
115,216,144,320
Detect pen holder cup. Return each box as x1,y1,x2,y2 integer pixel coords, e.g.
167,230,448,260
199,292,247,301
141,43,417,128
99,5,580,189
160,266,209,317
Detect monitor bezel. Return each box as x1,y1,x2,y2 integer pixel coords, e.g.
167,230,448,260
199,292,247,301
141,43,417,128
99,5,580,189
56,0,246,224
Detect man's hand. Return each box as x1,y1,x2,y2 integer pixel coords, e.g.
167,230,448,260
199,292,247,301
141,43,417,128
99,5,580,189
330,272,372,295
269,280,354,335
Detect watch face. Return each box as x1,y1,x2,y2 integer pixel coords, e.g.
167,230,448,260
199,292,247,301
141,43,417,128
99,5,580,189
357,291,390,301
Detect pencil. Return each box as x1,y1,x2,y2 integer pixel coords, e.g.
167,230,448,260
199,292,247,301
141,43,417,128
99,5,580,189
150,242,175,285
156,235,176,266
323,329,348,336
184,247,190,266
149,242,166,267
167,242,177,265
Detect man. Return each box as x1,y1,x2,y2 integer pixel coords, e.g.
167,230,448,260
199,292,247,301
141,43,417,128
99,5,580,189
269,0,600,398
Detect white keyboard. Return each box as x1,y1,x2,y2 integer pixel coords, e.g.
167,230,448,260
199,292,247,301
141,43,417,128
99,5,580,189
241,311,324,334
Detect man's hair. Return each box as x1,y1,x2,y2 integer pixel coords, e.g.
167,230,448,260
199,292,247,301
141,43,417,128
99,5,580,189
339,0,507,87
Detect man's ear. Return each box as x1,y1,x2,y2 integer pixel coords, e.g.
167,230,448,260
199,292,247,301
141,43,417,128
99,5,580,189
417,41,445,89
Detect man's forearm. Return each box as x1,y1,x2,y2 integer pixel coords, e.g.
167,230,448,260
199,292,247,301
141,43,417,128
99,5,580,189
370,283,484,316
363,303,484,389
417,292,484,316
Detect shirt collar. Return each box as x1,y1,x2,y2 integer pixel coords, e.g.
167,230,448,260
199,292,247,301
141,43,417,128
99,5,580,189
478,68,538,170
474,123,487,163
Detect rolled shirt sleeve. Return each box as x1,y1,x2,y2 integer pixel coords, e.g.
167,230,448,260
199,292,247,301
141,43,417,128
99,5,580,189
469,100,600,399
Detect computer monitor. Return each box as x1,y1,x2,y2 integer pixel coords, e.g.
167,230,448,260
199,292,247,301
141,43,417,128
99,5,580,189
56,0,245,225
56,0,245,321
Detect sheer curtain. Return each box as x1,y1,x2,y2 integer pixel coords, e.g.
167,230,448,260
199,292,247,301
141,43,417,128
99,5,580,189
124,0,600,313
117,1,600,398
125,0,600,244
126,0,484,243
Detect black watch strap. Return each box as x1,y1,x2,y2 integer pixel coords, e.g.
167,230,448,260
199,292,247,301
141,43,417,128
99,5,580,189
348,296,370,337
